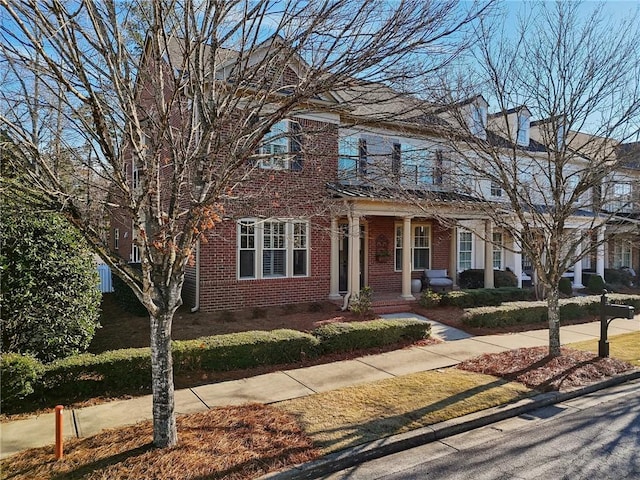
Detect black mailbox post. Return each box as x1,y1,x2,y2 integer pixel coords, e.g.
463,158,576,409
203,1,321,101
599,290,636,358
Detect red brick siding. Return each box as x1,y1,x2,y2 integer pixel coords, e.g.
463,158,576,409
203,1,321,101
365,217,452,296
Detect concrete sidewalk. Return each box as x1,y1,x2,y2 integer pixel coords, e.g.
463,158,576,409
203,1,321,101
1,315,638,460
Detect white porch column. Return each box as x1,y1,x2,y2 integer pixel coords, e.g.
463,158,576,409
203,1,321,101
401,216,414,299
348,213,361,297
596,227,605,279
449,225,458,287
329,217,341,299
513,229,523,288
572,230,584,288
484,220,494,289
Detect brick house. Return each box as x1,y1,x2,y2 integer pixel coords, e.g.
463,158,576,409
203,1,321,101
110,39,638,313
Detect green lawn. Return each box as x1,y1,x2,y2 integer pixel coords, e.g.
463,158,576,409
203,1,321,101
570,331,640,367
275,369,531,453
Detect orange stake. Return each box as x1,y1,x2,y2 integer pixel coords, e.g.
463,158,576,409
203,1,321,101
55,405,64,460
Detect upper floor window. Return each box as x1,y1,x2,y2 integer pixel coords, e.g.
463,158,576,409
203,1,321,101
607,182,633,212
338,133,401,182
556,124,565,150
517,113,530,146
469,103,487,139
131,244,141,263
258,120,303,171
490,180,503,197
114,228,119,250
338,136,359,181
402,145,435,185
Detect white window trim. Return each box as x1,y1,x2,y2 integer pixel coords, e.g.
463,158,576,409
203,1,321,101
259,120,292,170
457,229,474,272
131,244,141,263
237,218,310,280
517,113,530,146
490,180,503,198
613,239,632,268
492,232,503,270
394,222,432,272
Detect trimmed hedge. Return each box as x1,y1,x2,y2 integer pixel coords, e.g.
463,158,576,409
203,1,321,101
5,319,431,412
1,353,44,409
605,268,633,287
558,277,573,296
462,294,640,328
313,319,430,354
173,329,319,372
458,269,518,289
440,287,535,309
43,348,153,400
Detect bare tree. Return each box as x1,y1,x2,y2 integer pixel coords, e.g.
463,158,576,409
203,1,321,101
436,1,640,357
0,0,491,448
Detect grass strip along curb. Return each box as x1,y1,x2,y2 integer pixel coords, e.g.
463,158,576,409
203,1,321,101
1,319,430,412
261,369,640,480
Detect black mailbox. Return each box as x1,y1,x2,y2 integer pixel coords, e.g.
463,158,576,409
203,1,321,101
600,291,638,357
605,304,636,320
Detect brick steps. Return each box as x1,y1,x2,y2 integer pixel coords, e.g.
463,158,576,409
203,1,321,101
372,298,418,315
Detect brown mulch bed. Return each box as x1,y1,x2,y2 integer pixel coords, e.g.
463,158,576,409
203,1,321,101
89,294,357,353
1,404,319,480
457,346,634,392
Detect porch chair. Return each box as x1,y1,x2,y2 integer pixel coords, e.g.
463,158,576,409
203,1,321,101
421,269,454,293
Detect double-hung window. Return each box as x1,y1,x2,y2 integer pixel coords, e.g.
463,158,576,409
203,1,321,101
458,230,473,271
613,240,632,268
258,120,303,171
262,221,286,277
517,113,530,146
490,181,503,197
238,219,309,279
469,104,487,138
338,135,359,181
394,224,431,271
114,228,119,250
402,146,433,185
492,232,503,270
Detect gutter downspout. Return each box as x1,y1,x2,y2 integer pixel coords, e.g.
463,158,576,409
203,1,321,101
190,239,201,313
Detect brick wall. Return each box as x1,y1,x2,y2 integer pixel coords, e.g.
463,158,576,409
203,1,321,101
193,116,338,312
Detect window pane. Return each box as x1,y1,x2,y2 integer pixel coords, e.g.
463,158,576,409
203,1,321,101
413,248,429,270
492,232,502,269
395,249,402,270
293,250,307,275
239,250,255,278
459,231,473,270
263,249,286,276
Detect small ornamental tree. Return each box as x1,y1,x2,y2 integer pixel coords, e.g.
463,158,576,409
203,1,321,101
0,206,101,362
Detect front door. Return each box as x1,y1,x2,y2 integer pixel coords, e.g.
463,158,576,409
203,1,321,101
338,223,366,292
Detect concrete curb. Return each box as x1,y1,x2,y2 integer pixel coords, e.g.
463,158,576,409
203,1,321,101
260,368,640,480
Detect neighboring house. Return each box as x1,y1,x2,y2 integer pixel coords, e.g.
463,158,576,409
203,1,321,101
604,142,640,276
109,38,637,312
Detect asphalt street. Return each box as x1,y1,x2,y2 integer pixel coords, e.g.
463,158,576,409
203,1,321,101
323,379,640,480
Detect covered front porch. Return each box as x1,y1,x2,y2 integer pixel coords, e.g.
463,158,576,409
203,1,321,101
325,195,496,304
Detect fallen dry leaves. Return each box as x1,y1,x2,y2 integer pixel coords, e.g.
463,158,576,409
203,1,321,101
457,346,634,391
1,404,318,480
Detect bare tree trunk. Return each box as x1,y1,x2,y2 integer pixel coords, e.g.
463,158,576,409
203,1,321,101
150,306,177,448
547,287,561,357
